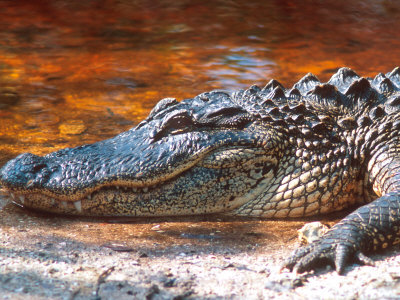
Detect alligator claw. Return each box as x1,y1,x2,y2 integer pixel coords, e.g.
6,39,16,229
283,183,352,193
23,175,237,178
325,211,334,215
355,251,375,266
283,235,368,275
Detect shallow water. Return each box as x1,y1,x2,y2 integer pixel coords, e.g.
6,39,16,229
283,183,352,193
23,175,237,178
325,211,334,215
1,0,400,246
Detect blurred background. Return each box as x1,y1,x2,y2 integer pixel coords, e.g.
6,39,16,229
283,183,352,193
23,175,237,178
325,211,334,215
1,0,400,163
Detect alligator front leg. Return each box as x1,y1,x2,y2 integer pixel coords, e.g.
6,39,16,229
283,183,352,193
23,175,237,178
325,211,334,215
284,159,400,274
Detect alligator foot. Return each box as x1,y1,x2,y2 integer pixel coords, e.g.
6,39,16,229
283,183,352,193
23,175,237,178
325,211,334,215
282,232,375,275
283,192,400,274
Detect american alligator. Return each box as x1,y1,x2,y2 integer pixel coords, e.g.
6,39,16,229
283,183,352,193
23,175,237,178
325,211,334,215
1,67,400,274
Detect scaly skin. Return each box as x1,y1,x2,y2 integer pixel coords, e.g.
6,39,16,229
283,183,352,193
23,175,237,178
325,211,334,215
1,67,400,274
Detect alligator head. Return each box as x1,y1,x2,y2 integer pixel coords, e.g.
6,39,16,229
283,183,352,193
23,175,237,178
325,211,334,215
0,92,282,216
1,67,400,217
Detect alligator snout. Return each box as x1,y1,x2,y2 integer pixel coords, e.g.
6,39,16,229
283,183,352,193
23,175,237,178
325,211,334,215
0,153,52,190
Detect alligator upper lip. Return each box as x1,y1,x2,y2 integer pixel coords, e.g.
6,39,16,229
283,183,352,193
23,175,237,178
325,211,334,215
0,175,179,202
0,136,265,202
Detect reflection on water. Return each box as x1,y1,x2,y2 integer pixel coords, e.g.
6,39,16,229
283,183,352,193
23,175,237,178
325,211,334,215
1,0,400,244
206,46,275,88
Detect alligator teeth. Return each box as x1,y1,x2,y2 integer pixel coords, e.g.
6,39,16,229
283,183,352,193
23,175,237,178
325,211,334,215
18,195,25,204
50,198,55,205
87,194,92,200
143,187,148,193
132,187,137,192
116,186,119,190
26,179,34,188
61,201,68,208
124,187,128,191
73,201,82,213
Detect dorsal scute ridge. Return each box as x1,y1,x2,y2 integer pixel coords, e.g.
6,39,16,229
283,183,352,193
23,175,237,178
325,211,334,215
379,78,396,93
261,79,284,93
387,67,400,87
346,77,372,93
293,72,320,94
371,73,386,90
327,67,360,93
373,72,386,82
232,86,277,117
305,83,343,108
371,73,398,93
288,88,301,100
343,77,377,110
231,67,400,123
266,86,286,101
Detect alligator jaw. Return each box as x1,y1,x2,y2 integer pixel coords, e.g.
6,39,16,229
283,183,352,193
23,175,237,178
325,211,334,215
0,166,203,215
0,184,162,215
0,128,277,216
0,146,277,216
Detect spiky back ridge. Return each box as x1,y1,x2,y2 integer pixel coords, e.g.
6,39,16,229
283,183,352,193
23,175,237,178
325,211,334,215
232,67,400,134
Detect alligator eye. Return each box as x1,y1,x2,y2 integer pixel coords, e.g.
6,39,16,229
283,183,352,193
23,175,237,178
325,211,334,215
152,110,194,141
203,106,246,120
162,110,193,130
166,114,192,129
201,106,252,129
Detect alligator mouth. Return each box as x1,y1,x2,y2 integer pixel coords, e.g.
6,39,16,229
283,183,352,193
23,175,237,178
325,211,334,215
0,144,275,216
0,148,206,215
0,181,168,213
0,180,180,215
0,149,204,200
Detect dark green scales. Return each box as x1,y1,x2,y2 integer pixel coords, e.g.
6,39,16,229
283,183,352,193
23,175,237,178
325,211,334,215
1,67,400,274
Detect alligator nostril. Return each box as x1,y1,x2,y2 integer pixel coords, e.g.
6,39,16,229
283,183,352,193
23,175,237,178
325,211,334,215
32,163,47,173
0,152,50,189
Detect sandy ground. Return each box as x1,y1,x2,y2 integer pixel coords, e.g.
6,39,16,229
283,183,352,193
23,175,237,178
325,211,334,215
1,196,400,300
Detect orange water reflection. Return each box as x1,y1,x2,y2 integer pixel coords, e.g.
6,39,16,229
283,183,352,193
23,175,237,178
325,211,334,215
2,1,400,161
